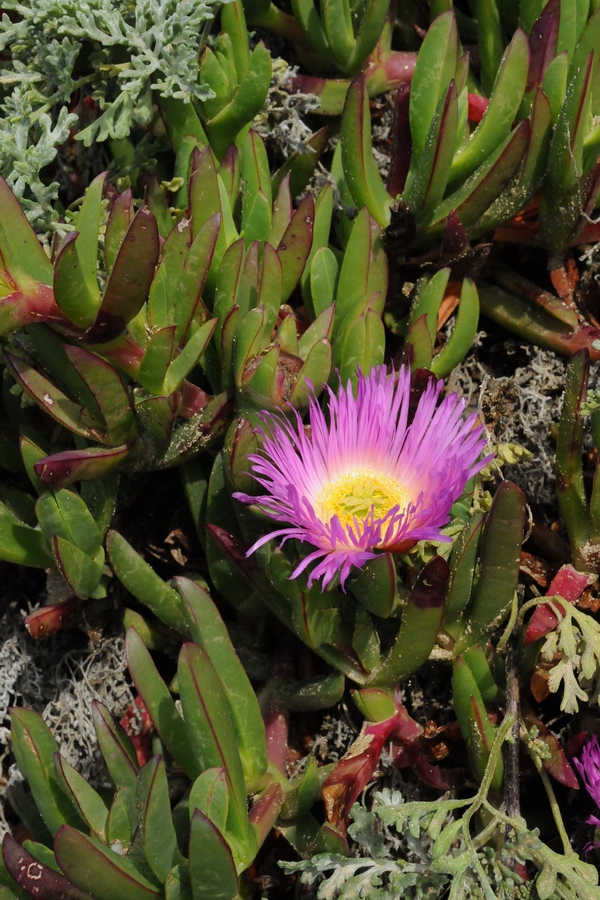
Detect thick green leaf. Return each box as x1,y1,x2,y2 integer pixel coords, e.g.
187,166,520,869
409,11,458,157
335,208,387,328
36,489,102,556
322,0,355,66
188,810,239,900
10,710,84,837
189,146,221,235
126,628,201,779
94,207,159,340
368,556,448,687
189,768,229,835
173,216,220,343
430,278,480,377
176,578,268,788
52,536,103,599
92,701,138,792
0,501,52,567
107,530,189,634
403,81,458,222
450,29,529,183
104,189,133,273
53,231,100,331
139,326,176,396
276,193,316,302
164,319,217,395
54,827,161,900
177,644,254,865
443,512,484,638
53,754,108,840
452,657,503,794
456,482,525,653
348,553,397,618
309,247,338,316
205,42,272,160
34,445,129,490
341,75,392,227
334,303,385,387
136,757,182,884
3,352,104,441
420,120,530,240
0,176,53,284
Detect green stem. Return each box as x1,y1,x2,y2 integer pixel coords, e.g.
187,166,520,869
529,752,573,857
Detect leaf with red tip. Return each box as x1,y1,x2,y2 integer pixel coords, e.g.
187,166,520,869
341,75,392,227
143,175,173,239
422,120,531,241
441,210,469,257
275,193,315,303
522,703,579,788
525,564,590,644
0,176,53,284
92,701,138,792
249,783,283,849
2,834,90,900
53,827,161,900
0,281,60,337
52,535,104,600
177,643,254,864
34,444,130,490
323,714,401,826
188,809,239,900
3,352,104,441
63,346,135,446
527,0,559,93
25,597,81,639
172,214,220,343
53,231,101,331
189,146,221,235
104,189,133,273
91,207,159,342
456,481,525,653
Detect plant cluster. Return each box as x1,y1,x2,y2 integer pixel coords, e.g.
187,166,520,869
1,0,600,898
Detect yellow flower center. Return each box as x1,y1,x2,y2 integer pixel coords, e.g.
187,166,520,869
316,469,408,528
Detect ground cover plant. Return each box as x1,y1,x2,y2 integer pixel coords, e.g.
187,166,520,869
2,0,600,897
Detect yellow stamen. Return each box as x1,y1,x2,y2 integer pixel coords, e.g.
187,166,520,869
316,469,408,528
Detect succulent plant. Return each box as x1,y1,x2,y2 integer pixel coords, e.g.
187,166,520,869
0,582,290,899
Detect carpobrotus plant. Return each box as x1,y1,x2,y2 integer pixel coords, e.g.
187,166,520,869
2,0,600,898
234,364,488,587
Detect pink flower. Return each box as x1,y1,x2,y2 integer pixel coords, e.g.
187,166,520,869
575,735,600,831
234,366,488,589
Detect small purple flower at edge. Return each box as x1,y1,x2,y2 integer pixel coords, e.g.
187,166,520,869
233,365,490,590
575,735,600,833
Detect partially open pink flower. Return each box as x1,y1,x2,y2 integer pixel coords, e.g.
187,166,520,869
234,365,488,589
575,735,600,830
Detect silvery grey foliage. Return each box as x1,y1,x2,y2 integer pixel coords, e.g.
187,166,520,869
284,788,600,900
0,0,222,224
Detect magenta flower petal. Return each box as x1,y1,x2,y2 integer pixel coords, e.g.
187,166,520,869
575,735,600,829
233,365,489,589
